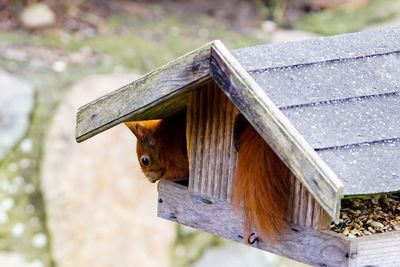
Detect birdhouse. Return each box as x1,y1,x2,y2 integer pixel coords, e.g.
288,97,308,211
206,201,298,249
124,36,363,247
76,27,400,267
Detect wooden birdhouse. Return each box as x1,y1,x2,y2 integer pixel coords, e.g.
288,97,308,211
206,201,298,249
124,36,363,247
76,27,400,266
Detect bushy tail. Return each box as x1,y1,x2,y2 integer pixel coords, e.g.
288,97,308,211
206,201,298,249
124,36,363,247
232,125,291,242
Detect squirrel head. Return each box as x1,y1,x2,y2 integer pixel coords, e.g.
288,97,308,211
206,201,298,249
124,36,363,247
125,120,167,183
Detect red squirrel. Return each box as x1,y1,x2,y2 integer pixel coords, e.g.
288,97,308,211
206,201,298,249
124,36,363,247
125,111,291,242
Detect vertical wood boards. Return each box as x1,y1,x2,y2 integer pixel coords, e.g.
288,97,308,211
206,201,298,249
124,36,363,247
187,81,239,200
289,174,331,230
210,40,343,222
187,80,330,228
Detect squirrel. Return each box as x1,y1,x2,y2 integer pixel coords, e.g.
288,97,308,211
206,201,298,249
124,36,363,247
125,111,291,242
125,111,189,183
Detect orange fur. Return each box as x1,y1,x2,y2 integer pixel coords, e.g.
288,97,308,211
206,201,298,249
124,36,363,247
232,125,291,242
125,112,188,183
126,113,290,242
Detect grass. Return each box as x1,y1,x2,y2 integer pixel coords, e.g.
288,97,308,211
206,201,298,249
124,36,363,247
296,0,400,35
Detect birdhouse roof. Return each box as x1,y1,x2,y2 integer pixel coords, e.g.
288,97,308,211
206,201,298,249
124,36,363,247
76,26,400,222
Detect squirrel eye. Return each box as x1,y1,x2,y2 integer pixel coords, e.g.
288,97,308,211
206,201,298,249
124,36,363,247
140,155,151,167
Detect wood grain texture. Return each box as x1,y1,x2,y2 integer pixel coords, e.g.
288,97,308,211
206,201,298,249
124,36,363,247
289,175,331,230
187,81,239,200
75,42,213,143
210,40,343,222
158,180,353,267
160,180,400,266
350,231,400,266
76,29,400,199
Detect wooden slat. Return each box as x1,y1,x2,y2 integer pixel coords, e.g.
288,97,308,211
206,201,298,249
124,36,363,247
187,81,239,200
350,230,400,266
158,180,353,267
298,180,308,226
305,191,314,227
75,41,213,143
289,174,331,230
160,181,400,266
210,40,343,222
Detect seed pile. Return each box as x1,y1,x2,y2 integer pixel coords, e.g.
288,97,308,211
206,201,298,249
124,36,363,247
330,193,400,238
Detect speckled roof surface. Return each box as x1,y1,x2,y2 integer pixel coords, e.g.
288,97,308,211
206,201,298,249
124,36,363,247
232,27,400,196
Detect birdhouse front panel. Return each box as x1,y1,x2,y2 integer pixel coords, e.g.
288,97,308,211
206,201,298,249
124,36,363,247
187,80,239,201
184,79,331,231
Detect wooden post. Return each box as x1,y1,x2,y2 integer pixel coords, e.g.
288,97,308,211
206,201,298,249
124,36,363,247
187,80,239,201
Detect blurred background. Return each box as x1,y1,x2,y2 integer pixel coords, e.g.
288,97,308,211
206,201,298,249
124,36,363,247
0,0,400,266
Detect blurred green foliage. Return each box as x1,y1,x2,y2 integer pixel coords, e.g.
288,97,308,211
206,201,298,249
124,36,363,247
297,0,400,35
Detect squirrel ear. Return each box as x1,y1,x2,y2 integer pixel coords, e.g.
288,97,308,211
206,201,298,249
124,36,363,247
125,122,148,139
124,121,159,145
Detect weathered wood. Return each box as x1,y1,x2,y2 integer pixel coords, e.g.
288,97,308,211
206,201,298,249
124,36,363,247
75,42,213,143
350,231,400,266
160,180,400,266
187,81,239,200
289,175,331,230
76,28,400,200
158,180,353,267
210,40,344,222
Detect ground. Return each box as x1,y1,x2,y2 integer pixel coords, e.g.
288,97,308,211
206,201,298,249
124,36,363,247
0,0,399,266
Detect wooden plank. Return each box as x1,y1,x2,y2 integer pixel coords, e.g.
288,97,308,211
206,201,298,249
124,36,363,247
289,174,331,230
299,180,309,226
289,175,299,224
187,81,238,201
75,41,213,143
158,180,353,267
350,230,400,266
210,40,344,222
